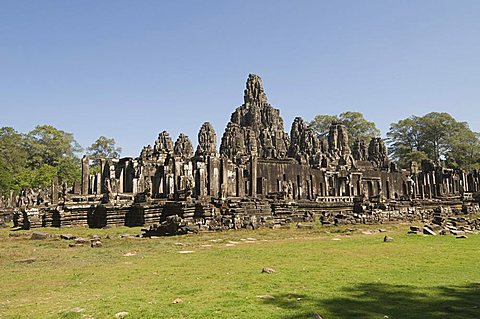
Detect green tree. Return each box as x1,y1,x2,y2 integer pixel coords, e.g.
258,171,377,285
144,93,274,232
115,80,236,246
57,157,82,185
25,125,82,168
0,127,28,174
86,136,122,159
309,111,380,143
0,159,17,196
387,112,480,169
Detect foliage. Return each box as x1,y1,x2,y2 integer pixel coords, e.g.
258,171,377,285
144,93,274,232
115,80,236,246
0,127,28,174
87,136,121,159
25,125,82,168
57,157,82,186
387,112,480,169
309,111,380,143
0,125,85,195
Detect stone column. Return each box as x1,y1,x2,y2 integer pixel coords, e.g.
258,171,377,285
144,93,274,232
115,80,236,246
250,155,257,197
51,176,59,205
81,156,89,195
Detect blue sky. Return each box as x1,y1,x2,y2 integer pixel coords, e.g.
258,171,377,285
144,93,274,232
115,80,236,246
1,0,479,157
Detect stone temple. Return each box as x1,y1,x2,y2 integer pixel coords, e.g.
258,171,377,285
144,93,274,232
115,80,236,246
3,74,480,233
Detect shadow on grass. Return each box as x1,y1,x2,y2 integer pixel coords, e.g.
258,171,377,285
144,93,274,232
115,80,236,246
261,282,480,319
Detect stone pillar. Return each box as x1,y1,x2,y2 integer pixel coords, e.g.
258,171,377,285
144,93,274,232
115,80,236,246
51,176,59,205
250,155,257,197
208,156,220,197
81,156,89,195
220,157,229,199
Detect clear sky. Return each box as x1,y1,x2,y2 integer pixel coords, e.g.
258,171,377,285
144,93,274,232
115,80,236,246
1,0,479,157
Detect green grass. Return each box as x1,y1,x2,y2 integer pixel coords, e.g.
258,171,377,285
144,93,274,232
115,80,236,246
0,223,479,319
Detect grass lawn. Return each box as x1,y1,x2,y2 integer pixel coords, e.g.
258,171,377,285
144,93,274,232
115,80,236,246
0,222,479,319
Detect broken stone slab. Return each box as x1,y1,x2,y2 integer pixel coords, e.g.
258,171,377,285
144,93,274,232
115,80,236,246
30,232,50,240
450,230,465,236
256,295,275,299
297,223,314,229
410,226,421,232
172,298,183,304
90,240,102,248
115,312,129,319
15,258,36,264
423,227,436,235
60,234,76,240
69,243,84,247
383,236,394,242
456,235,468,239
75,238,89,244
261,267,275,274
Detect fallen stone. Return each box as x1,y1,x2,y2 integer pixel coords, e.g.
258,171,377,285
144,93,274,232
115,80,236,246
410,226,421,232
423,227,436,236
456,235,468,239
378,229,387,233
172,298,183,304
361,231,372,235
120,234,137,239
115,311,129,319
69,243,84,247
90,240,102,248
60,234,75,240
256,295,275,299
297,223,314,229
75,237,89,244
261,267,275,274
178,250,194,254
30,232,49,240
15,258,36,264
332,238,341,241
383,236,394,242
123,252,137,257
312,313,324,319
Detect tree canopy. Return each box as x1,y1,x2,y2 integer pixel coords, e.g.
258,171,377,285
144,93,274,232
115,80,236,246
0,125,86,196
387,112,480,170
309,111,380,143
87,136,122,159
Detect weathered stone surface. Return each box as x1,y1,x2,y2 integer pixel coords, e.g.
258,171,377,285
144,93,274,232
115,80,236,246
353,138,368,161
383,235,394,242
368,138,389,168
423,227,436,235
114,311,129,319
195,122,217,157
174,133,194,159
220,74,290,159
90,240,102,247
154,131,174,155
30,232,49,240
261,267,275,274
2,73,480,237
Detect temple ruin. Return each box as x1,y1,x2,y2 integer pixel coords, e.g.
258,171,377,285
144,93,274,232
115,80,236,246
2,74,480,233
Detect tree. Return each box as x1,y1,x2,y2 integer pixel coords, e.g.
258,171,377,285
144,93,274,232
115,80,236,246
387,112,480,169
57,157,82,185
0,127,28,174
309,111,380,143
25,125,82,168
87,136,121,159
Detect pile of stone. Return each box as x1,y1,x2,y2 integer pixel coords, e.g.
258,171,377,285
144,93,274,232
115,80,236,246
408,216,480,236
